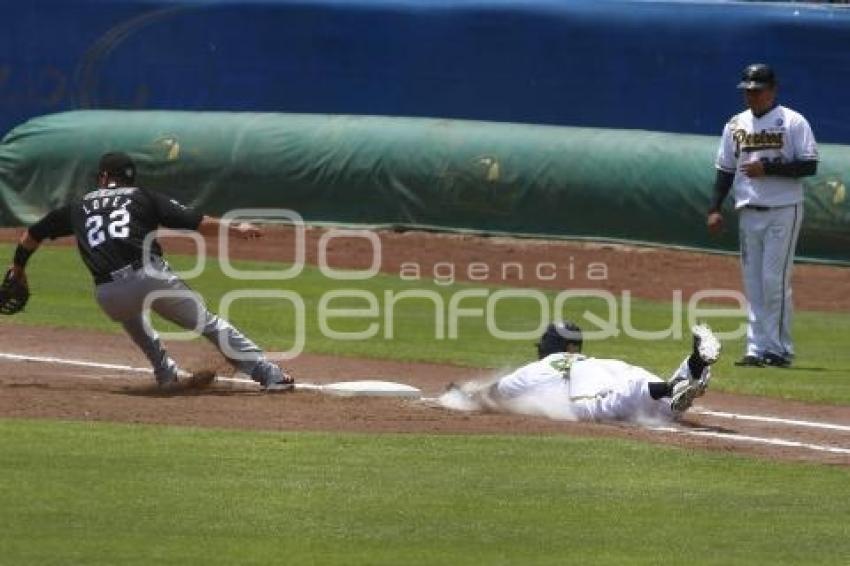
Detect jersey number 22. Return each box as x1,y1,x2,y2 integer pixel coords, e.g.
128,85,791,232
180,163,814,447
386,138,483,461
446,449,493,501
86,209,131,247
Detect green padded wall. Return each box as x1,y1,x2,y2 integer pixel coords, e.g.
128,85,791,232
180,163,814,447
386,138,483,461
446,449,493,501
1,111,847,262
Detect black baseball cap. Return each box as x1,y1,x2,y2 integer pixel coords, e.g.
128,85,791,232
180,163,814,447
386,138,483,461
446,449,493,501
98,151,136,182
737,63,776,90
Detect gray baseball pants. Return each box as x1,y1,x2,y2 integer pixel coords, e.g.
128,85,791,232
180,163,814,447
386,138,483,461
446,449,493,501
94,258,275,384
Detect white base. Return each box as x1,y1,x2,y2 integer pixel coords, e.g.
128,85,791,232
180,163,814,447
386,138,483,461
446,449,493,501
307,380,422,398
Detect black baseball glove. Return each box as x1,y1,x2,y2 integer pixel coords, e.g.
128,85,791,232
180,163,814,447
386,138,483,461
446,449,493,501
0,268,30,315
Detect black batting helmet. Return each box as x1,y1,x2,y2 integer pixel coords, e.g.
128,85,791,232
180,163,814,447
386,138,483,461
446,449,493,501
536,321,583,359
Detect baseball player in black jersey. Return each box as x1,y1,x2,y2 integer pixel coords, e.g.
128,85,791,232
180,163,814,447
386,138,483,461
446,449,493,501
6,152,293,391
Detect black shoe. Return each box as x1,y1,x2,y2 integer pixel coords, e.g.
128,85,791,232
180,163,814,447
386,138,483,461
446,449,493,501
734,355,765,367
251,361,295,391
763,352,792,368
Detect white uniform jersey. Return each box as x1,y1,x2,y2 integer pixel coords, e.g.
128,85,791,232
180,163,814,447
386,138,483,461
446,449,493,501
715,104,818,209
494,352,687,422
494,352,584,399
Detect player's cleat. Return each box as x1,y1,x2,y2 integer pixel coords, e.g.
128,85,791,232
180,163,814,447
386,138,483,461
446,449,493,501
264,381,294,392
252,361,295,392
762,352,792,368
734,355,765,368
670,370,711,413
261,372,295,392
668,325,719,414
692,324,721,365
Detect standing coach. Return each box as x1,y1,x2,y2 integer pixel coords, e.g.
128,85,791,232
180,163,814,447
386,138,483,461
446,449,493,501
707,63,819,368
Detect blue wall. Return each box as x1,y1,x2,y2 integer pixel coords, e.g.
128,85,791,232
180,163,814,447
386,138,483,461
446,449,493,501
2,0,850,142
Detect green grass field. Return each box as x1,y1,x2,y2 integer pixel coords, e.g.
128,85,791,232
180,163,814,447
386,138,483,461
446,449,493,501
1,420,848,566
2,244,849,404
0,244,848,565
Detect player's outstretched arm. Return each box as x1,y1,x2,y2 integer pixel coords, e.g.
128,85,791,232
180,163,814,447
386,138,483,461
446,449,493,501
11,204,74,277
196,216,263,240
9,230,42,280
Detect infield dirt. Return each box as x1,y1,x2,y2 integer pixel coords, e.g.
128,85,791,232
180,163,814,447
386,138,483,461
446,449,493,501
0,227,848,465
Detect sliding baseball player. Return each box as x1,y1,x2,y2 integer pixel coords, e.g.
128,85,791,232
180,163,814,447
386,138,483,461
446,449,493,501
443,321,721,422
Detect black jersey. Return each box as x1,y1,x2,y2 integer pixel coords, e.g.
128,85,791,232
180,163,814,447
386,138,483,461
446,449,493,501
28,186,203,281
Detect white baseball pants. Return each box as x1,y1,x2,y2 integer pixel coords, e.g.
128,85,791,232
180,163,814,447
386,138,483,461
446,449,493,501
738,204,802,358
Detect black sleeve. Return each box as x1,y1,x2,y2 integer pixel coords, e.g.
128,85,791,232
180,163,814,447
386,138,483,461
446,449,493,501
27,205,74,242
147,190,203,231
709,170,735,214
763,160,818,178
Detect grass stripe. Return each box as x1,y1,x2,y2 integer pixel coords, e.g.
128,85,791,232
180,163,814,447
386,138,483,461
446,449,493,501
0,419,848,565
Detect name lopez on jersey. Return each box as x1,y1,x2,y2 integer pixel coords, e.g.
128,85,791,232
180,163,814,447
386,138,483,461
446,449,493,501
81,187,136,214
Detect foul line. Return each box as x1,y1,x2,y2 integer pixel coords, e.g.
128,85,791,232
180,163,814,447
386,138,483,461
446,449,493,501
2,351,848,456
650,426,850,456
0,352,198,378
692,408,850,433
0,352,152,374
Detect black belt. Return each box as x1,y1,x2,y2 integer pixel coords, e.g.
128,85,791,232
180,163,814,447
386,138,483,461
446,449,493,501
743,203,798,212
94,259,146,285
